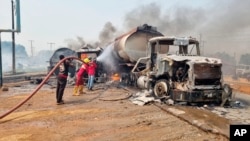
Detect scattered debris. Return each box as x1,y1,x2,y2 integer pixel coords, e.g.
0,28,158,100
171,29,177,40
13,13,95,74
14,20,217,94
232,100,245,108
166,99,174,105
130,90,161,106
1,86,9,91
30,78,43,84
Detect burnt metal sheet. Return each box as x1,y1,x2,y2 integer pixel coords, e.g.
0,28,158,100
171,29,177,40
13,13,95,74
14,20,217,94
171,89,223,103
163,54,222,64
194,64,222,79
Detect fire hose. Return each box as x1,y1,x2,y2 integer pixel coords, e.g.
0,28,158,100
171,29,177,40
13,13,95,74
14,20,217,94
0,56,83,119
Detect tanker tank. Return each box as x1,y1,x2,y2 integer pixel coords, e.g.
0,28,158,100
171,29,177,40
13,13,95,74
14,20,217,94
113,24,163,63
98,24,163,73
48,47,76,76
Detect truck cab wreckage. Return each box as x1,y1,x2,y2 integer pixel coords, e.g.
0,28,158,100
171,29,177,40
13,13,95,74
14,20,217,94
132,36,232,106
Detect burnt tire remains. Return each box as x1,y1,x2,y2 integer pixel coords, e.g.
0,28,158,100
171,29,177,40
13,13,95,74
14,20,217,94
153,79,170,98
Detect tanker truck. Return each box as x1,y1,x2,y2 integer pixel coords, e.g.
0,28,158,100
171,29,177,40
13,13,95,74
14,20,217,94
99,24,231,105
98,24,163,74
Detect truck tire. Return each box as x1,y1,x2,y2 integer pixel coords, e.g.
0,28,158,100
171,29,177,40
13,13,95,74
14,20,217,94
220,84,232,107
153,79,170,98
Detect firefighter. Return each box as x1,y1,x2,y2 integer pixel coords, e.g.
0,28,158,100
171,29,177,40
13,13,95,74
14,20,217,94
87,58,97,90
56,55,74,105
73,57,90,96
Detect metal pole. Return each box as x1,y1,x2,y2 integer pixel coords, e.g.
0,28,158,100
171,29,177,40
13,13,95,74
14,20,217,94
0,33,2,87
12,0,16,74
29,40,34,57
199,34,202,55
202,41,205,55
15,0,21,33
48,42,55,51
234,52,237,78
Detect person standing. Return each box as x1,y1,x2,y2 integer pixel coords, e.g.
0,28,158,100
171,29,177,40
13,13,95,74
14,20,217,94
56,55,73,105
73,58,90,96
87,58,97,91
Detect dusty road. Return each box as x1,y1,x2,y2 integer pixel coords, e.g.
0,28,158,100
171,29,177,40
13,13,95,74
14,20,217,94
0,81,231,141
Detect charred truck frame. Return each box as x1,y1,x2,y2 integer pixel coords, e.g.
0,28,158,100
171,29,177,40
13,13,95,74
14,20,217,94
131,36,231,105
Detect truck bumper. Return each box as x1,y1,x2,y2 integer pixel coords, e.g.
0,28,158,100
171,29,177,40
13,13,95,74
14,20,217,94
170,89,223,103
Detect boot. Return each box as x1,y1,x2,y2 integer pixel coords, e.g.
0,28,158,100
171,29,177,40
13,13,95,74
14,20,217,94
73,86,80,96
79,85,84,94
89,87,93,91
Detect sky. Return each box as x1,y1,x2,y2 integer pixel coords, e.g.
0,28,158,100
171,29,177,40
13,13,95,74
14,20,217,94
0,0,250,58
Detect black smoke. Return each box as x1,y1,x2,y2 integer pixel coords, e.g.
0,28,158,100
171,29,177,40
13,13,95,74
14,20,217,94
98,22,117,47
96,0,250,76
67,0,250,65
122,0,250,56
64,36,86,51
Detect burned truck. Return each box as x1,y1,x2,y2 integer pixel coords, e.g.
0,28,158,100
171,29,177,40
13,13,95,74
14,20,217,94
132,36,231,105
100,24,231,105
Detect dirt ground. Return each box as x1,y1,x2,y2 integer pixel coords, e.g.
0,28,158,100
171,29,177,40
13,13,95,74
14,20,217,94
0,77,249,141
224,76,250,95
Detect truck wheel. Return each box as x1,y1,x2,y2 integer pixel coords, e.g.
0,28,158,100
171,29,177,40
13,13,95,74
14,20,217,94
220,84,232,107
153,79,170,98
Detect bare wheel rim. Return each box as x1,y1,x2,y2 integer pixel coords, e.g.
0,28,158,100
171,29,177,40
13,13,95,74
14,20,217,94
154,81,169,97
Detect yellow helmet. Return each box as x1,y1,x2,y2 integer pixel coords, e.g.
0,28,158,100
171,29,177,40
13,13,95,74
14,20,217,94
83,58,90,63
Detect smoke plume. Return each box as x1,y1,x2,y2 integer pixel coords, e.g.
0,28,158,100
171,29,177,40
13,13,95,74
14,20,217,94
64,36,86,50
98,22,117,46
122,0,250,57
67,0,250,61
123,2,205,35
